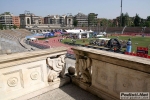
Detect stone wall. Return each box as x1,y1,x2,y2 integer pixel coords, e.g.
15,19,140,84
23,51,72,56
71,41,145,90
72,47,150,100
0,47,67,100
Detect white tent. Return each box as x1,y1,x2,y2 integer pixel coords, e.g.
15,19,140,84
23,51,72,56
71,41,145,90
30,37,37,41
98,38,110,41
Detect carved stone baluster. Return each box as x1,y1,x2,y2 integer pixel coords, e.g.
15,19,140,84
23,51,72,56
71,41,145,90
75,54,92,83
46,55,66,82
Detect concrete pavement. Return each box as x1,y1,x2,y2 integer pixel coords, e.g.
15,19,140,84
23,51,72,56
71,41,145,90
29,83,101,100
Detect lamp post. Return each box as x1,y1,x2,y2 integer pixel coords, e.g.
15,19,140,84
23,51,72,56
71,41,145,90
120,0,122,27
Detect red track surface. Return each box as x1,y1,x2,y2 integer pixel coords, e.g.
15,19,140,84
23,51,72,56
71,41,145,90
36,37,74,54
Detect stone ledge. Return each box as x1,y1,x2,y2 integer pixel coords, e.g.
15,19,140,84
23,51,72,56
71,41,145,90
0,47,67,63
13,76,70,100
0,47,67,68
72,77,118,100
72,47,150,74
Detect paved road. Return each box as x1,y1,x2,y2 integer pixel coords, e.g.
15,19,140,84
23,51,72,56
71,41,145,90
29,84,101,100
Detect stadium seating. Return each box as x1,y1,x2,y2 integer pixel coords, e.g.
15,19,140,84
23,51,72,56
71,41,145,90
0,29,32,54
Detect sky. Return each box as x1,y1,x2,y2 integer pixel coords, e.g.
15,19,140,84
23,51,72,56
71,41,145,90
0,0,149,19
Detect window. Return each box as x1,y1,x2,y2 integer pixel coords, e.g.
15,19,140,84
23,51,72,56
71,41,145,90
27,18,30,24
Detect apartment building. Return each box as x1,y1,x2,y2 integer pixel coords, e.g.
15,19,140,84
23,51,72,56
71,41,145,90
44,14,73,27
74,13,88,27
12,16,20,28
19,12,44,28
88,13,98,27
44,15,66,25
0,12,13,26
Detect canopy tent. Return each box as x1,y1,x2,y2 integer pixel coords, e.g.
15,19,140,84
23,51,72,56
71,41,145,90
25,36,37,41
30,37,37,40
98,38,110,41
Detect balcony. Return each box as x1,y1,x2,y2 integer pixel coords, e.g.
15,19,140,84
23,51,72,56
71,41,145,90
0,47,150,100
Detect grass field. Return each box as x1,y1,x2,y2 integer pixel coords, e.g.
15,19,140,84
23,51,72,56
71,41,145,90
62,36,150,55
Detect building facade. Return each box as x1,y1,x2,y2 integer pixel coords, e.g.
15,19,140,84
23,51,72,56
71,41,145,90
44,14,73,27
12,16,20,28
74,13,88,27
19,12,44,28
66,14,74,27
0,12,13,27
44,15,66,25
88,13,98,27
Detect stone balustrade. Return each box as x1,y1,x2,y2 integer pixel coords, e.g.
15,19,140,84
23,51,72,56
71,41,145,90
1,46,150,100
0,47,67,100
72,47,150,100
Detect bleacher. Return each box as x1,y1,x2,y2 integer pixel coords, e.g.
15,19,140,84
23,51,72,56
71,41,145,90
77,27,150,34
106,27,123,33
124,27,143,33
0,29,32,55
145,28,150,33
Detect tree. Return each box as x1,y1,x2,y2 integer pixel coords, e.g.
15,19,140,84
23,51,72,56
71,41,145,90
73,20,78,27
100,18,108,27
5,12,11,15
88,13,97,27
147,16,150,21
142,16,150,27
140,19,145,27
119,12,130,27
82,24,85,27
107,20,113,27
145,21,150,27
13,25,17,29
0,24,3,30
134,14,141,26
121,13,125,27
1,12,11,15
9,25,11,29
124,12,130,26
4,25,6,30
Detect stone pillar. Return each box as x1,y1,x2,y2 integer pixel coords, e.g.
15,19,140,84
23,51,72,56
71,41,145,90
87,32,89,38
78,33,81,39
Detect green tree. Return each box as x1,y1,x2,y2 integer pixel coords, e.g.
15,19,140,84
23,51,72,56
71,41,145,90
119,12,130,27
119,13,123,27
1,12,11,15
107,20,113,27
147,16,150,21
88,13,97,27
134,14,141,26
100,19,107,27
0,24,3,30
4,25,6,29
82,24,85,27
124,12,130,26
145,21,150,27
13,25,17,29
140,19,145,27
73,20,78,27
9,25,11,29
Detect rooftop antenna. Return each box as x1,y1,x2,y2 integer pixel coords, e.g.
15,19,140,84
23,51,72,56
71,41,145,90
24,10,30,14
